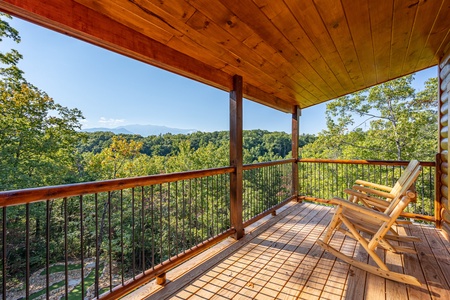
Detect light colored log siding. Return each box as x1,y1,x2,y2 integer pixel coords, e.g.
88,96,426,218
440,47,450,232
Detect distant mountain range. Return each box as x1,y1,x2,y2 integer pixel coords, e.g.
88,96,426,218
82,124,197,137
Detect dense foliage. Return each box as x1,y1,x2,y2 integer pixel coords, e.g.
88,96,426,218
0,14,83,191
302,75,438,161
76,130,314,183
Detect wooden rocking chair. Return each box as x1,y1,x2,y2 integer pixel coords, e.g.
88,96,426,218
317,164,422,286
344,160,420,213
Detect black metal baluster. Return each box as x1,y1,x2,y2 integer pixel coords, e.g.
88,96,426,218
2,207,6,300
253,169,257,216
80,196,84,299
265,167,268,209
46,201,50,300
132,188,136,278
320,163,324,199
314,163,317,198
175,182,179,256
421,168,425,215
261,167,264,212
206,176,210,238
378,165,382,187
95,193,99,297
212,176,216,235
151,186,155,270
269,166,272,207
272,166,274,206
216,175,220,235
391,165,395,186
108,192,112,290
159,184,163,264
274,165,277,204
189,179,192,249
254,169,258,214
430,166,434,215
182,181,186,254
168,182,171,259
64,198,68,298
201,178,205,243
142,187,145,273
328,163,331,199
211,175,214,235
25,204,29,299
120,190,124,284
384,165,388,186
338,163,341,198
195,178,198,245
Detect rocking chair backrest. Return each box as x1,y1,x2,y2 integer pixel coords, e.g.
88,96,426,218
390,160,420,197
384,162,421,216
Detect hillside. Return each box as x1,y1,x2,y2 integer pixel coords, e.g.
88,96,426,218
82,124,197,136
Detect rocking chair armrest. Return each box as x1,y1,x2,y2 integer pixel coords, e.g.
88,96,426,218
344,189,390,208
354,180,393,192
352,185,395,199
328,197,391,222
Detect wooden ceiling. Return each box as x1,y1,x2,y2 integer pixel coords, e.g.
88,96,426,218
1,0,450,113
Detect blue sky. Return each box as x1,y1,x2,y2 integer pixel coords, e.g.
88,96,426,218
3,16,438,134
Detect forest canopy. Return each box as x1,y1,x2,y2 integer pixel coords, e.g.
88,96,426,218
301,75,438,161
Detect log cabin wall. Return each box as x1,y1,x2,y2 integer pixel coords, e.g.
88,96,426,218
440,46,450,236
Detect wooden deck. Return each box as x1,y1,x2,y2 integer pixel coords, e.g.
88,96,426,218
131,201,450,300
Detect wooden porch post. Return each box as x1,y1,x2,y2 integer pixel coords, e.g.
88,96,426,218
292,106,301,202
230,75,244,240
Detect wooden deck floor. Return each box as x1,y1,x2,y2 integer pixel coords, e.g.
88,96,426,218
136,202,450,300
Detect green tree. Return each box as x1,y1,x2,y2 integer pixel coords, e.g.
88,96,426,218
0,13,84,190
302,75,438,161
1,14,85,289
85,136,148,179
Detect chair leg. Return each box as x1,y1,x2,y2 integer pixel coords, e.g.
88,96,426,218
340,215,388,271
321,206,343,244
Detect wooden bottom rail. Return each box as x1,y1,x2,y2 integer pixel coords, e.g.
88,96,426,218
243,196,296,228
399,212,435,222
299,196,436,223
98,228,236,300
299,196,332,204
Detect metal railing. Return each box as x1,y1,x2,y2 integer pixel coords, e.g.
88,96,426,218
0,159,297,299
298,159,436,222
1,157,438,299
243,159,294,226
0,168,236,299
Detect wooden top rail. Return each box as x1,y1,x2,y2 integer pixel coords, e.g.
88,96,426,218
1,158,434,208
298,158,435,167
0,167,235,208
243,158,296,170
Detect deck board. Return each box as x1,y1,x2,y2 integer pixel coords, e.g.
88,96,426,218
138,202,450,300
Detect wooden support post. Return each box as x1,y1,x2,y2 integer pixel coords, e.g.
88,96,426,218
230,75,244,240
292,106,301,202
156,273,166,285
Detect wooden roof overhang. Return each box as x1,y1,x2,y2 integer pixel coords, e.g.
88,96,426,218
1,0,449,113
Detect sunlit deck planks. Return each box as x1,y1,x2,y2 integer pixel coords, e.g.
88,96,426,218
134,202,450,300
